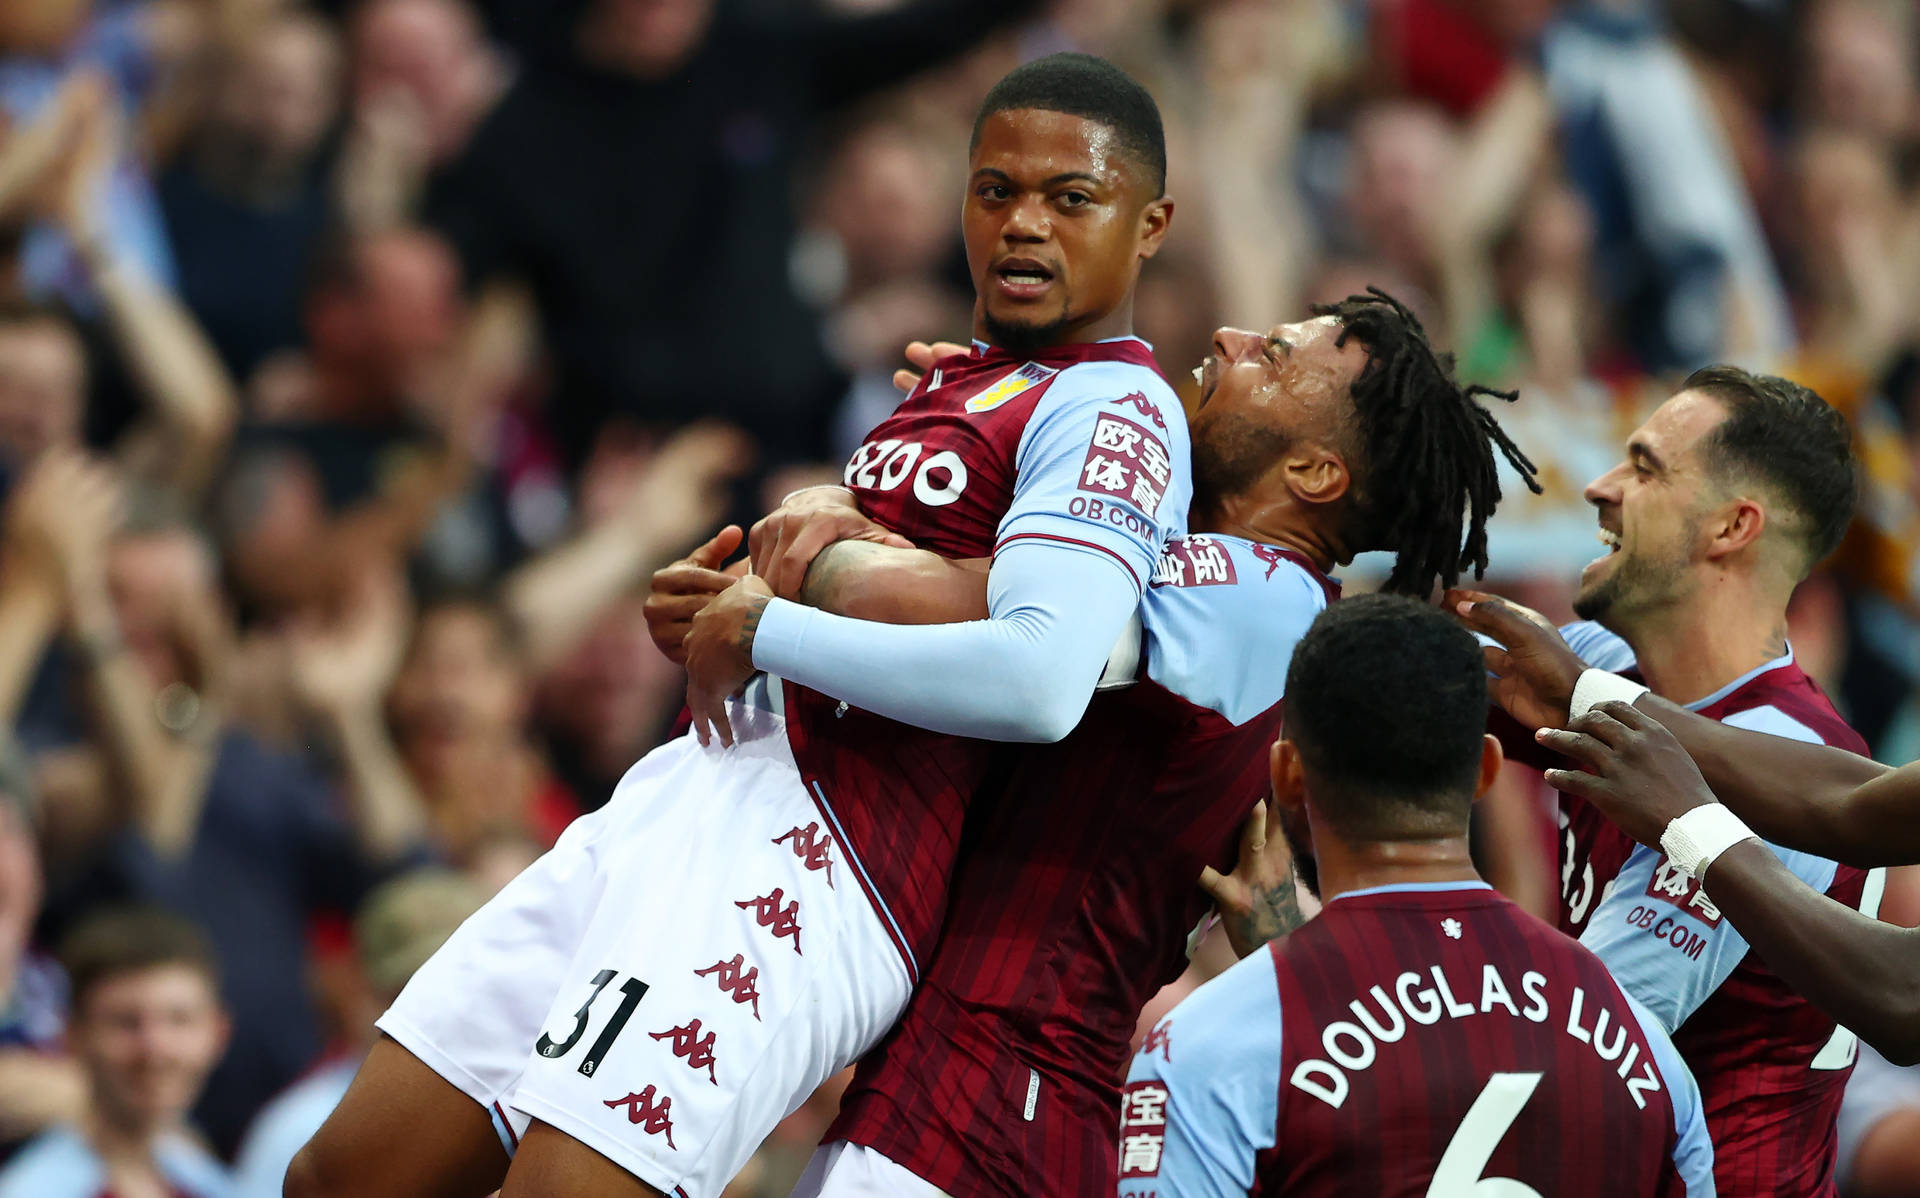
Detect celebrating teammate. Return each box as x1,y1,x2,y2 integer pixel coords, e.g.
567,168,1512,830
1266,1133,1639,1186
1454,593,1920,1065
289,53,1187,1198
1122,595,1714,1197
786,290,1539,1197
1455,366,1866,1196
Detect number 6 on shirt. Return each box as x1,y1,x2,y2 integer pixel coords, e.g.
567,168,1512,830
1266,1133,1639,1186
1427,1072,1546,1198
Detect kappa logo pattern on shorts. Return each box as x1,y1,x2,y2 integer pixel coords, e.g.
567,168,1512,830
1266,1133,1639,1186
505,728,911,1198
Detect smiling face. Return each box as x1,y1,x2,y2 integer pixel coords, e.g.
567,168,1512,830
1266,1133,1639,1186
73,965,228,1135
963,108,1170,351
1188,316,1370,511
1573,390,1733,630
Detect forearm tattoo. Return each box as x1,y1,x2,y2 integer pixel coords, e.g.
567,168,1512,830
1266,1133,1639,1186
734,594,770,656
799,540,884,612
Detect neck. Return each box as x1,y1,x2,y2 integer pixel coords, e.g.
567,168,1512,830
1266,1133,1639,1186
1191,490,1341,573
1312,832,1481,902
971,296,1136,351
84,1098,167,1163
1611,573,1792,706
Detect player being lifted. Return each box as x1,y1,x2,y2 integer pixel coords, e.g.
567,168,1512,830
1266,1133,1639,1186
1124,595,1714,1196
1454,367,1866,1197
730,290,1540,1197
290,53,1188,1198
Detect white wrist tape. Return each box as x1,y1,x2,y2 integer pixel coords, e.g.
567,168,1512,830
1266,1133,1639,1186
1570,669,1650,723
1659,805,1758,881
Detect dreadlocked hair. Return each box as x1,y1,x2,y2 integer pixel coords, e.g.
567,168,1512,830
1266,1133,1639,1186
1313,287,1541,597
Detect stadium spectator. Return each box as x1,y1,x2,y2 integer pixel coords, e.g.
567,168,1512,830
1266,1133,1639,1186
218,224,506,615
0,743,82,1160
0,76,238,505
0,907,232,1198
160,11,343,383
338,0,508,232
27,499,418,1155
424,0,1042,470
231,868,484,1198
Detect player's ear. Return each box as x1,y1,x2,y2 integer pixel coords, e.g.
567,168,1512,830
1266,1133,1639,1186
1136,195,1173,261
1285,444,1351,508
1471,734,1505,802
1704,496,1766,562
1270,738,1307,813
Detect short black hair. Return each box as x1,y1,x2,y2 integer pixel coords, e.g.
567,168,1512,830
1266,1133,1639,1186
971,53,1166,196
60,906,221,1013
1316,288,1541,596
1283,594,1489,840
1682,365,1858,574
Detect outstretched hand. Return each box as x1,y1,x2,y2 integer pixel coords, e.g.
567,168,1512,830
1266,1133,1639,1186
1446,589,1585,730
1536,701,1716,848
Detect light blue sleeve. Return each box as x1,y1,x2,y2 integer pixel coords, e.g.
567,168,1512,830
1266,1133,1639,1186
1141,539,1329,724
1559,621,1638,672
1581,839,1839,1032
997,368,1191,594
1625,993,1717,1196
752,538,1135,742
1119,948,1283,1198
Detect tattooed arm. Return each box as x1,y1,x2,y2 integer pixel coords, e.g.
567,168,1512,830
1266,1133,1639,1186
1202,800,1310,959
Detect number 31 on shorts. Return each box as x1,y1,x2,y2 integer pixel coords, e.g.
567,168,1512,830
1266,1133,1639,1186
535,969,650,1078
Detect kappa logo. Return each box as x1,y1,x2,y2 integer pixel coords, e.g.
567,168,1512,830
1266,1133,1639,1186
965,362,1057,413
772,822,835,888
650,1019,719,1085
1248,542,1298,581
603,1085,677,1149
694,955,762,1020
736,889,803,954
1139,1020,1172,1063
1111,390,1167,430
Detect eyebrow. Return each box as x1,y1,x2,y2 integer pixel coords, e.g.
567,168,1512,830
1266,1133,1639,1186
1628,440,1665,472
970,168,1106,189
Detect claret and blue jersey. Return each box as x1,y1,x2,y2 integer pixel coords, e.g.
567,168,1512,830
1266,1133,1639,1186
1123,880,1715,1197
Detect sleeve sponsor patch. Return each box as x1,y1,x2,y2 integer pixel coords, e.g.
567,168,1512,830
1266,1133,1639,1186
1152,536,1238,589
1119,1081,1170,1178
1080,413,1171,516
1643,858,1724,926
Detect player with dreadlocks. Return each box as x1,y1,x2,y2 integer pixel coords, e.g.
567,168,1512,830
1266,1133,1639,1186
735,287,1544,1197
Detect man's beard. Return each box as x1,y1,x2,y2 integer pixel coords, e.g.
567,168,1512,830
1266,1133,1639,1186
1571,541,1685,629
983,309,1073,355
1192,413,1291,516
1276,802,1320,899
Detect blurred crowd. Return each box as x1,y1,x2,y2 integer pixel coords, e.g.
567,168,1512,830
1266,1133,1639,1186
0,0,1916,1195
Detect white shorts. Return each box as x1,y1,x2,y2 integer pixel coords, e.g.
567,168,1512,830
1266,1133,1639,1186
790,1141,950,1198
378,702,913,1198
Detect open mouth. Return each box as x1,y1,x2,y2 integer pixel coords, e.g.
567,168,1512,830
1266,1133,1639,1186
1585,524,1622,572
993,258,1056,297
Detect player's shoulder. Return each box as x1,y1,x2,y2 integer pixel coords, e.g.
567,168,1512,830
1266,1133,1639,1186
1143,945,1283,1076
1559,621,1638,672
1151,536,1333,602
1141,536,1332,722
1706,659,1864,752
